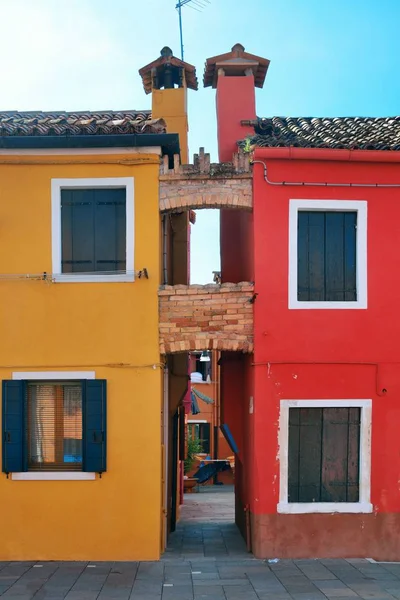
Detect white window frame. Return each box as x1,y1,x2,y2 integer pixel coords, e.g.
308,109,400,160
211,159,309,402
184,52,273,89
10,370,96,481
288,199,367,309
51,177,134,283
278,399,372,514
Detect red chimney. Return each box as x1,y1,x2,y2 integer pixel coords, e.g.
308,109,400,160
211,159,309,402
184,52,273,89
204,44,270,282
204,43,269,162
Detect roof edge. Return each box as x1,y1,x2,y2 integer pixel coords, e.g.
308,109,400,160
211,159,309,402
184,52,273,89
0,132,180,157
254,147,400,163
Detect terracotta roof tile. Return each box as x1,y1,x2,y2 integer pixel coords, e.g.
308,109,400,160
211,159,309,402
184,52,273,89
204,44,270,89
240,116,400,151
0,110,166,137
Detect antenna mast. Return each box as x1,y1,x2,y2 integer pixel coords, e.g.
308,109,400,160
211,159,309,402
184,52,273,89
175,0,210,61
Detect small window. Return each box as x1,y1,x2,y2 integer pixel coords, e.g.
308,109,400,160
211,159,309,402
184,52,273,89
190,352,212,382
297,211,357,302
27,382,82,471
2,379,107,475
61,189,126,275
288,200,367,309
278,400,372,514
52,178,134,283
288,407,360,503
188,423,211,454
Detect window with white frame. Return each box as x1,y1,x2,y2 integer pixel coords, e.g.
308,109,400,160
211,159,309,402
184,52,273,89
51,178,134,282
2,373,107,479
288,200,367,309
278,399,372,514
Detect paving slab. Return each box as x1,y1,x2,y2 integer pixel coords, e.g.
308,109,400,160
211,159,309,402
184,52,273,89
2,491,400,599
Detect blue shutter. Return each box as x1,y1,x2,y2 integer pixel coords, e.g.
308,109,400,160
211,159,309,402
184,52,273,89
83,380,106,473
2,381,25,473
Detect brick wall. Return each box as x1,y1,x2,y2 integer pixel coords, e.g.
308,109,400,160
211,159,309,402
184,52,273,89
159,282,254,354
159,148,252,213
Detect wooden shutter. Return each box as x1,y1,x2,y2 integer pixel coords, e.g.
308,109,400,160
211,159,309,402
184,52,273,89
297,211,357,301
288,407,360,503
288,407,323,502
82,380,107,473
62,189,95,273
94,189,126,272
2,381,26,473
61,189,126,274
200,423,211,454
321,407,360,502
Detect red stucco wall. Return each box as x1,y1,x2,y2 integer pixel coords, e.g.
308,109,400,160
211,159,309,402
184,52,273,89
251,151,400,558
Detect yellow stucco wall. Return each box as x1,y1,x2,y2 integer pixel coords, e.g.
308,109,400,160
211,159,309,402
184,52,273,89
0,153,162,560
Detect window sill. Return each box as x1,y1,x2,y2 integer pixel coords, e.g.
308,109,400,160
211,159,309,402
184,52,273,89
289,300,367,310
11,472,96,481
53,274,135,283
277,501,373,514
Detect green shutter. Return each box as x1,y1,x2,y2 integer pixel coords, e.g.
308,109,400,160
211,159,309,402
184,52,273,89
2,381,26,474
82,380,107,473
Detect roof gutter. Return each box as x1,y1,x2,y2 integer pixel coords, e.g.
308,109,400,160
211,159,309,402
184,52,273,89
0,132,180,158
254,147,400,163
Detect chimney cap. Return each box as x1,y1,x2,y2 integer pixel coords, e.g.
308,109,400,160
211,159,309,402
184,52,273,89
160,46,173,58
139,49,198,94
203,44,270,89
232,43,245,53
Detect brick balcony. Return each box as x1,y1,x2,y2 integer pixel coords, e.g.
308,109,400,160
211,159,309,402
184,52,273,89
159,282,254,354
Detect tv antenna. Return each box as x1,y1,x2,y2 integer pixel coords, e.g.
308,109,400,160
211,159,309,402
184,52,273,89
176,0,210,61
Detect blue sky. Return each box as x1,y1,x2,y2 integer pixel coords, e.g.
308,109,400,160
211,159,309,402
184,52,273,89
1,0,399,283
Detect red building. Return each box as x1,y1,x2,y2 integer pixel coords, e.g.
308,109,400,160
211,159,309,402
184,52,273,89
204,44,400,559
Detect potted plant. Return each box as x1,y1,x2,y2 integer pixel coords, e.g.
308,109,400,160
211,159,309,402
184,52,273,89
183,434,202,492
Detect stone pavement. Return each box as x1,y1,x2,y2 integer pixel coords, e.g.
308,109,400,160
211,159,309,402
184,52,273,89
1,488,400,599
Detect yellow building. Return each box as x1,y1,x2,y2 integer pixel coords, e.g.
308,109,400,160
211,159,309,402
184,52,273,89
0,47,197,561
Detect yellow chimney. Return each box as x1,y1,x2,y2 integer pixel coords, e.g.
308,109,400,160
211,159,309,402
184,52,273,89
139,46,198,163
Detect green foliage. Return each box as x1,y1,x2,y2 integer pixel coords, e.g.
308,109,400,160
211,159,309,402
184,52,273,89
184,433,203,474
242,137,253,154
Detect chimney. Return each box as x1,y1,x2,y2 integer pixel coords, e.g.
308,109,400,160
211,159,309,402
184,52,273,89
204,44,270,283
204,43,270,162
139,47,198,163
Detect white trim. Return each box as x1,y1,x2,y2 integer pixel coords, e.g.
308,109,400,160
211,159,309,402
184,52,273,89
0,147,161,156
12,371,95,380
288,199,368,309
188,420,208,424
11,472,96,481
51,177,134,283
278,399,372,514
11,371,96,480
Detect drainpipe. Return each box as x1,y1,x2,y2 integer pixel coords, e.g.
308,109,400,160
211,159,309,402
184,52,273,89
163,214,168,285
244,504,252,552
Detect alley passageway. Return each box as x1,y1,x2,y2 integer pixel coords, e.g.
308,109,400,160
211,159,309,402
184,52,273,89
165,486,248,558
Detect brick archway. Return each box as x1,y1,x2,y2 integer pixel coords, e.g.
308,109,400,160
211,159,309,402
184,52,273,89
159,148,252,214
159,282,254,355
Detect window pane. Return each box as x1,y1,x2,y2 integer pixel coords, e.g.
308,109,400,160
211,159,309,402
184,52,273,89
288,407,360,503
61,188,126,274
199,423,211,454
27,383,82,471
297,211,357,301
